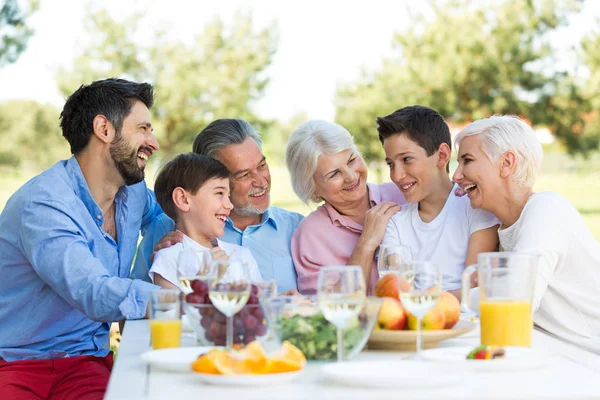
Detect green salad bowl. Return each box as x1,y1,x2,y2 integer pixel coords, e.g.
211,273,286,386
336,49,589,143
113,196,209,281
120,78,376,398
261,296,382,361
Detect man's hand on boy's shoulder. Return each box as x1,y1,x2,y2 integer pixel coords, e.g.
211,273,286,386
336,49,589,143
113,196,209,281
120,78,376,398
150,230,184,263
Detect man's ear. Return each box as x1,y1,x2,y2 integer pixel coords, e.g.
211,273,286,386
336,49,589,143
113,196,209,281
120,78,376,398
500,151,517,179
92,114,114,144
436,143,452,170
172,187,190,212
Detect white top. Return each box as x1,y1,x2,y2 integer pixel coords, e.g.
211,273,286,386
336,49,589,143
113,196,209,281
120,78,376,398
381,184,499,291
499,191,600,354
149,233,263,287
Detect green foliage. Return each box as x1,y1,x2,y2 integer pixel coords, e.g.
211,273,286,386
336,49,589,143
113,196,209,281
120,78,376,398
0,100,69,169
0,0,38,67
57,8,278,159
335,0,593,162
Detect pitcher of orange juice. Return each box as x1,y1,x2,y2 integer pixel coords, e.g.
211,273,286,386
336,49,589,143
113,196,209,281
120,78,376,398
461,252,536,347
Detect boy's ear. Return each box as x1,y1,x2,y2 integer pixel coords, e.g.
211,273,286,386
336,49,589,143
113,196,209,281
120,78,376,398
172,187,190,212
91,114,115,144
436,143,451,170
499,151,517,179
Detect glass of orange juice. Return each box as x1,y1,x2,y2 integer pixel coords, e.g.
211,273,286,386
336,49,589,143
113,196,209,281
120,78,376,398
149,289,182,349
461,252,536,347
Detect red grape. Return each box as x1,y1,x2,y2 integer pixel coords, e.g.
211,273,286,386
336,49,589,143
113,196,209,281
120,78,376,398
191,280,208,294
243,315,258,330
186,293,204,304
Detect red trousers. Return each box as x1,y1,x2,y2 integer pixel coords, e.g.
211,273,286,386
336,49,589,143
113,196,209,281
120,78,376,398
0,353,113,400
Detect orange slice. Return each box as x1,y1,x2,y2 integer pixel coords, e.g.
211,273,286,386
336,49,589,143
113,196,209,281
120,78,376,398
261,341,306,374
191,349,222,374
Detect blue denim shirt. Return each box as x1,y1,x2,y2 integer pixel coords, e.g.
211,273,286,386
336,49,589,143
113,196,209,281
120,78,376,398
132,207,303,293
0,157,161,361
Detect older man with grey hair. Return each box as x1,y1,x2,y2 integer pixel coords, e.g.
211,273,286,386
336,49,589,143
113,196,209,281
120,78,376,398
131,119,303,294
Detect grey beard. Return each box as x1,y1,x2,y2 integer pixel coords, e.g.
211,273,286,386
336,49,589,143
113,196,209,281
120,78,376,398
234,196,269,216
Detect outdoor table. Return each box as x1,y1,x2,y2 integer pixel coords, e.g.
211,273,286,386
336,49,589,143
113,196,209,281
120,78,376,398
105,319,600,399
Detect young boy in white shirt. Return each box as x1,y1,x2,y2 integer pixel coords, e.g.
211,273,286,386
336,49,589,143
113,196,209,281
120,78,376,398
377,106,499,299
149,153,262,289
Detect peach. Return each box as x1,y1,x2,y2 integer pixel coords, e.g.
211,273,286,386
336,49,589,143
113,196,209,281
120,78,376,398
407,306,446,331
374,274,399,300
438,292,461,329
377,297,407,330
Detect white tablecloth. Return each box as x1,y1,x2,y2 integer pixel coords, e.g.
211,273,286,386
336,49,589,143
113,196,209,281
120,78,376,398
105,320,600,399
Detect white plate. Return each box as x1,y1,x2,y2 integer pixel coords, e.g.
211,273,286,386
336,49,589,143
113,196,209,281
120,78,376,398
321,360,463,389
140,346,214,372
420,346,552,371
193,370,303,386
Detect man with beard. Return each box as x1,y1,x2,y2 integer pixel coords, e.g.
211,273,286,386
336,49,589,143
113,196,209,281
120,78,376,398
132,119,303,294
0,78,162,399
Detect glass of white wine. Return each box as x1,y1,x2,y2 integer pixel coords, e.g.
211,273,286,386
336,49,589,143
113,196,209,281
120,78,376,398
177,248,214,296
377,245,413,278
396,261,442,356
317,265,366,362
208,259,251,349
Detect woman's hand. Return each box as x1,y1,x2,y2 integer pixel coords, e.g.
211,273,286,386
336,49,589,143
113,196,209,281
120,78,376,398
150,231,184,263
359,202,401,250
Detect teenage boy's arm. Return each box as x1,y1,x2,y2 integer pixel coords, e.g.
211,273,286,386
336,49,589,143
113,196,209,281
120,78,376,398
21,199,158,322
450,225,500,300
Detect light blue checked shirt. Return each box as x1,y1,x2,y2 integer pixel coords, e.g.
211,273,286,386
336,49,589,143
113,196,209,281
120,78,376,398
0,156,161,361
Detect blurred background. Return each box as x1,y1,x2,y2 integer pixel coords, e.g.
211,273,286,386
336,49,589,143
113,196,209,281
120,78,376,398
1,0,600,241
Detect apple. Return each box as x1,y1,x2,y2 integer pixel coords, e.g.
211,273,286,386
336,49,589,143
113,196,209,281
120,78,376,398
407,306,446,330
438,291,461,329
377,297,407,330
374,274,399,300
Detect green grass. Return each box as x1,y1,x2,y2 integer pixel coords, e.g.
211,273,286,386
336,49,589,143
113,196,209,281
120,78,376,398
1,152,600,242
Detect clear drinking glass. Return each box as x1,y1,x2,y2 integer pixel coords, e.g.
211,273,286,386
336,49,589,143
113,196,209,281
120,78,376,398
395,261,442,355
208,259,251,349
149,289,182,349
377,245,413,278
177,248,214,294
317,265,366,362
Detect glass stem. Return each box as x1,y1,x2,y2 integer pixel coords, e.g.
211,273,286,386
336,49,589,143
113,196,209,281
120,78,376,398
416,316,423,355
336,328,344,362
226,316,233,349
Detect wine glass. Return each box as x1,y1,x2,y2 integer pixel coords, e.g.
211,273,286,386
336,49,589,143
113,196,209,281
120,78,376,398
395,261,441,356
177,248,214,295
208,259,251,349
317,265,366,362
377,245,413,278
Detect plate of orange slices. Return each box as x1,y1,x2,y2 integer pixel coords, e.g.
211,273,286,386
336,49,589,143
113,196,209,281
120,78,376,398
191,341,306,386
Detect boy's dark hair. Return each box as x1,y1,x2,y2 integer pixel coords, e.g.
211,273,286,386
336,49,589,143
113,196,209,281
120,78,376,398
376,105,452,172
60,78,155,154
154,153,230,222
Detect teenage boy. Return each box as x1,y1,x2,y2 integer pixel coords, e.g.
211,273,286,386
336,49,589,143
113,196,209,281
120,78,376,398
378,106,499,299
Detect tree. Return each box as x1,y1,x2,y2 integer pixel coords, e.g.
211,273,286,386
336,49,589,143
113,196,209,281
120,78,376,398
57,8,278,159
0,0,39,67
0,100,69,169
335,0,588,162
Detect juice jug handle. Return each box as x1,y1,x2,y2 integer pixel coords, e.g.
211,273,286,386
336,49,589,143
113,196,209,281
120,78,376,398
460,264,477,314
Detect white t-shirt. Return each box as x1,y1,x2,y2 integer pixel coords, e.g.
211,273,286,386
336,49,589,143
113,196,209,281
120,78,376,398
381,184,500,290
499,192,600,353
149,233,263,288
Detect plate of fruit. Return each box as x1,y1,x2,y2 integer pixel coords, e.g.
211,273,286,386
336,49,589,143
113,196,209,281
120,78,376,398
191,341,306,385
420,345,552,371
368,274,476,350
141,346,215,372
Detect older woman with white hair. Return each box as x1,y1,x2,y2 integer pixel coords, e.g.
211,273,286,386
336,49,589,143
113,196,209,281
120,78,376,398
286,120,407,295
453,115,600,353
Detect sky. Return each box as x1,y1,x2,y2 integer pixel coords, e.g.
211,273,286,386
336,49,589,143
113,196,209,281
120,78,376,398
0,0,599,122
